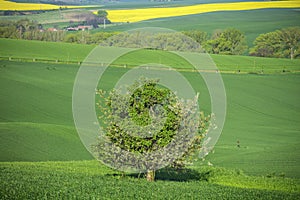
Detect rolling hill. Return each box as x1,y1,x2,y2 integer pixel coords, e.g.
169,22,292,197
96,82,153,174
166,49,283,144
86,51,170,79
0,39,299,177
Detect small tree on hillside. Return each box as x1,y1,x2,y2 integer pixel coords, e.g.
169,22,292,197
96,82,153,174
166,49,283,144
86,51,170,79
93,78,211,181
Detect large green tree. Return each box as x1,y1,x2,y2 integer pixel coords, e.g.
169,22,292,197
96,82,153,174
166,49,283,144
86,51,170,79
249,31,281,58
206,28,248,55
250,27,300,59
279,27,300,59
94,79,210,181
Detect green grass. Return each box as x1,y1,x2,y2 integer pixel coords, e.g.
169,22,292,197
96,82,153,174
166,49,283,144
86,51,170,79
111,49,300,73
1,59,300,179
1,3,300,198
1,38,300,73
207,73,300,177
0,122,92,161
1,160,299,199
0,61,92,161
0,38,94,61
0,39,300,198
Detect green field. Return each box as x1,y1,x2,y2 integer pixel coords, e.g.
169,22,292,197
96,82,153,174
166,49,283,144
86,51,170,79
1,36,300,198
0,38,94,61
95,8,300,47
1,0,300,197
1,38,300,73
1,57,299,174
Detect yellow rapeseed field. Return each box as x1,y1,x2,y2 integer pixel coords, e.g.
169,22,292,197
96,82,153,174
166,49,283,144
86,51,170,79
107,1,300,23
0,0,84,11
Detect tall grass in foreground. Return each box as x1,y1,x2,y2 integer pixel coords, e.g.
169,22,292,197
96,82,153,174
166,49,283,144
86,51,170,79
1,161,299,199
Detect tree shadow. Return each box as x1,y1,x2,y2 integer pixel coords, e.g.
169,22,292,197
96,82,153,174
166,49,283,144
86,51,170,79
128,167,211,182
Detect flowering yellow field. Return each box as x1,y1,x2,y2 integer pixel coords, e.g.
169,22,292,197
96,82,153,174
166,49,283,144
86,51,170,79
107,1,300,23
0,0,85,11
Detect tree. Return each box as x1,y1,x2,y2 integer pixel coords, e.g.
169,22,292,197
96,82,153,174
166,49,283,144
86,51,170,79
97,10,108,18
206,28,248,55
183,30,208,47
64,33,78,43
250,27,300,59
279,27,300,60
94,78,210,181
100,32,202,52
249,31,282,58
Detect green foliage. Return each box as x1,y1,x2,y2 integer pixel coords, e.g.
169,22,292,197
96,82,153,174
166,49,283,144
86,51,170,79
250,27,300,59
0,19,66,42
94,78,209,172
279,27,300,59
206,28,248,55
99,31,202,52
249,31,282,57
97,79,182,153
63,31,117,44
0,19,116,44
97,10,108,18
183,30,208,46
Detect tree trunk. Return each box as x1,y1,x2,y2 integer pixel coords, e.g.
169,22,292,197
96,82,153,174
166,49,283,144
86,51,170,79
146,170,155,182
291,47,294,60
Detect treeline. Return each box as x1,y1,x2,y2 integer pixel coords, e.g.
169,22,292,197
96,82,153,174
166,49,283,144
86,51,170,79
99,31,203,52
250,27,300,59
1,19,299,59
0,19,113,43
0,19,65,42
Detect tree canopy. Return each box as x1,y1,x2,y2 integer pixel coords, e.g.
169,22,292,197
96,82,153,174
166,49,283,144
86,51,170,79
250,27,300,59
97,10,108,18
94,78,210,181
205,28,248,55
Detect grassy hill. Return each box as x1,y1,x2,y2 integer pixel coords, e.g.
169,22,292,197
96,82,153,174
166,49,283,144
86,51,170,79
1,38,300,73
1,55,300,177
208,73,300,177
0,61,92,161
0,38,94,61
1,1,300,197
0,37,300,198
